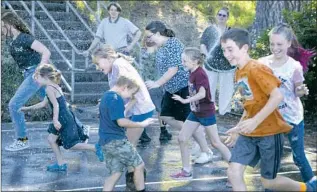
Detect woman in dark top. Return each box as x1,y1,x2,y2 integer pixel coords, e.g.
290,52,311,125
200,7,236,115
2,10,51,151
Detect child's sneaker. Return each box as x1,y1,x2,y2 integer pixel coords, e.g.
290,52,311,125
194,151,213,164
306,176,316,191
47,163,67,172
95,143,104,162
5,139,30,151
170,169,193,180
191,143,201,161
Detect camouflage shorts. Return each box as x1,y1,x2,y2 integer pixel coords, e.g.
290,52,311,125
103,139,143,174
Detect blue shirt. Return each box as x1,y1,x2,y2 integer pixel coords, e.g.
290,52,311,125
98,91,127,145
156,37,189,94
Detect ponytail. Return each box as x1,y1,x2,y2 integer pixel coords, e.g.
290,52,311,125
163,29,175,37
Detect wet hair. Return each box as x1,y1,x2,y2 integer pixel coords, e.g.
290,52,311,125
221,28,250,48
217,7,230,17
145,21,175,37
269,23,316,72
183,47,206,66
1,9,31,37
107,2,122,12
91,44,134,66
115,75,140,94
36,64,61,84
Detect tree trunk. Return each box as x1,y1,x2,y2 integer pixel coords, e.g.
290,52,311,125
250,0,309,47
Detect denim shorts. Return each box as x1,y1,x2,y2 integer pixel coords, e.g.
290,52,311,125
131,110,154,122
186,112,216,126
103,139,143,174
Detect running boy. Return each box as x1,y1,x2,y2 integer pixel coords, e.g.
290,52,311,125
98,75,155,191
221,28,316,191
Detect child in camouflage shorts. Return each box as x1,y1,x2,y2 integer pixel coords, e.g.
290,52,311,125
98,76,154,191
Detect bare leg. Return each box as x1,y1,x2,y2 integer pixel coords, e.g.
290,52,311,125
103,172,122,191
133,162,146,190
261,176,304,191
47,134,65,165
227,162,247,191
160,116,183,130
178,120,201,169
192,126,210,153
205,124,231,162
127,128,144,147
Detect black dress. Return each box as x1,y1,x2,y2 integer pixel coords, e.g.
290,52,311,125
47,85,88,149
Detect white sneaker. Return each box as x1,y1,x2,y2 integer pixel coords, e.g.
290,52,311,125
191,142,201,157
5,139,30,151
194,150,213,164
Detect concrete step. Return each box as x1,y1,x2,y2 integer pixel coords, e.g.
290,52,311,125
15,10,80,22
62,71,108,82
67,93,104,104
7,1,67,12
49,49,87,61
24,18,87,31
74,82,109,94
35,29,93,41
41,39,91,52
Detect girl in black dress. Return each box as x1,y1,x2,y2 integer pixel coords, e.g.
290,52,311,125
20,64,104,172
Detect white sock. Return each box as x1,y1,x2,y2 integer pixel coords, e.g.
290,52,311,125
183,167,191,173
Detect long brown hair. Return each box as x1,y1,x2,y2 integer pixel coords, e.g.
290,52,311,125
1,9,31,38
36,64,62,84
92,44,134,66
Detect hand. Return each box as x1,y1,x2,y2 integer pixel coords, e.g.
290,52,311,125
296,84,309,96
172,94,188,104
237,118,259,134
145,81,160,89
140,118,156,127
53,120,62,130
19,106,28,112
82,50,90,57
225,132,239,147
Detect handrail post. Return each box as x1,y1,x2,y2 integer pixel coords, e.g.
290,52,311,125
31,1,35,34
85,57,89,69
66,1,69,12
71,48,75,102
97,1,100,22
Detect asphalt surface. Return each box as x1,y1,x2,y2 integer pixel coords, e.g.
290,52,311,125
1,115,316,191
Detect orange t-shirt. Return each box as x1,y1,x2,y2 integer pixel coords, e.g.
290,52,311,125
235,60,291,137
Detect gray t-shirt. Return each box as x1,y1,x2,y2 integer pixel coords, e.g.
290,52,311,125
95,17,139,50
108,57,155,115
200,25,235,72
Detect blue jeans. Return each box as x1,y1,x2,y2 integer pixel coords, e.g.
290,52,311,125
287,120,314,182
9,66,46,138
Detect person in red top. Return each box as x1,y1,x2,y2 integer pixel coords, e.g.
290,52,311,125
170,47,231,180
221,28,316,191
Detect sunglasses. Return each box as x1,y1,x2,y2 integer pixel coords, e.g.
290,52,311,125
218,13,227,18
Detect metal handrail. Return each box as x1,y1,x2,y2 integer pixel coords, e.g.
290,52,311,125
3,1,72,92
65,1,94,36
36,1,83,55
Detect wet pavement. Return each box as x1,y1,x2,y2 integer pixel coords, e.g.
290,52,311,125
1,115,316,191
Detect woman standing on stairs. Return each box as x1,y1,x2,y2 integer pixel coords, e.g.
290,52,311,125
2,10,51,151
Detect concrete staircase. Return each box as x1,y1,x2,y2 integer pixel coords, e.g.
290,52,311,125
6,1,108,104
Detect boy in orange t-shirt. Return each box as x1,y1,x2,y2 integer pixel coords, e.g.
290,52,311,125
220,28,316,191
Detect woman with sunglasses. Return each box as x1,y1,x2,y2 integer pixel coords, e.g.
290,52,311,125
200,7,236,116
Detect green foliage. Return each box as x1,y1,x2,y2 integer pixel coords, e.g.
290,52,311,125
251,1,317,117
1,40,51,122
